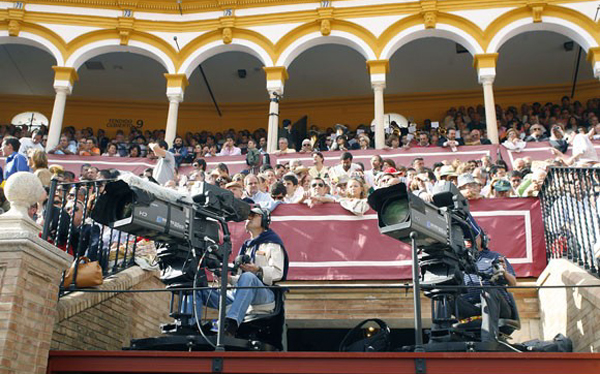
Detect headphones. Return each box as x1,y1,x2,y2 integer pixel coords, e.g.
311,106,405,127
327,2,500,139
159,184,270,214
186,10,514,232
256,207,271,230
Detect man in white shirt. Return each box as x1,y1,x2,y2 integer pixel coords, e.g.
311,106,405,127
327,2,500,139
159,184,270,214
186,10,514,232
282,174,304,203
329,152,360,181
18,129,44,155
150,140,176,185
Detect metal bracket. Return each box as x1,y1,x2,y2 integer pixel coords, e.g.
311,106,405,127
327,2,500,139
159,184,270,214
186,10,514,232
212,357,223,373
415,358,426,374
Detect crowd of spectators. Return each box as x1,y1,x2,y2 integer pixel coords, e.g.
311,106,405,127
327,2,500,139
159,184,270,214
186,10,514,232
0,97,598,221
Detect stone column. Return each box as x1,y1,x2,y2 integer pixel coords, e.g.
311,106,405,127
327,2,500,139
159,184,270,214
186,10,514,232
46,67,78,151
263,67,288,154
0,172,72,373
163,74,189,148
474,54,499,144
588,47,600,81
367,60,389,149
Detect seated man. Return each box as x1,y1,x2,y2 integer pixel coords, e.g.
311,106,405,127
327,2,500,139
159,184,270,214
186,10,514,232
455,234,517,342
189,207,288,337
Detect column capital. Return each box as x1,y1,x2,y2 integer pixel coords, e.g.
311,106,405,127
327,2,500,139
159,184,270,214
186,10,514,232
52,66,78,93
367,60,389,86
474,53,498,84
372,81,386,90
586,47,600,79
264,66,288,95
164,73,188,102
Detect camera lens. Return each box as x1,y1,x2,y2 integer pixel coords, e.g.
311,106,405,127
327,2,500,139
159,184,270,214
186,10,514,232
381,199,410,226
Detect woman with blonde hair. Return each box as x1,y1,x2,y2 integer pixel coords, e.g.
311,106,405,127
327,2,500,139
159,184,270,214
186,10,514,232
339,177,369,215
28,149,52,186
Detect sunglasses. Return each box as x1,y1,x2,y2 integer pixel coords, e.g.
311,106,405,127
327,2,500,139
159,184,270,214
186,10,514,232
311,182,325,188
272,194,284,199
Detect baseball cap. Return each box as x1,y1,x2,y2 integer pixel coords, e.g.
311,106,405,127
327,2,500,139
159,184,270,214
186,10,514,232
439,165,458,177
457,173,477,188
493,179,511,192
250,207,266,216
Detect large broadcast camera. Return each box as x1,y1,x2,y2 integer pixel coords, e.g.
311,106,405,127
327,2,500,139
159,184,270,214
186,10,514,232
91,175,259,350
368,182,518,351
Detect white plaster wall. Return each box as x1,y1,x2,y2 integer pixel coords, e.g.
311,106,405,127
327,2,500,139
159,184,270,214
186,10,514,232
147,31,209,51
448,7,517,31
560,1,600,21
235,3,319,17
134,11,221,22
25,4,121,18
335,0,413,8
245,23,304,45
350,15,409,38
38,24,102,44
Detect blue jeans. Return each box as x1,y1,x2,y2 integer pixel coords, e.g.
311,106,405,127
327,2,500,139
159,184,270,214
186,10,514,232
186,272,275,326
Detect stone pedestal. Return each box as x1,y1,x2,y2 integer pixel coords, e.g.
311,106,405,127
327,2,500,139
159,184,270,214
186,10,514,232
0,215,72,373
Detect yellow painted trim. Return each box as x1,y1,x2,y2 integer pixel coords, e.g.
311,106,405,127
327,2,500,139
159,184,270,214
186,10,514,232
483,5,600,50
0,21,68,60
274,19,378,58
263,66,288,82
164,74,189,90
177,28,276,71
366,60,389,75
587,47,600,64
473,53,498,70
52,66,79,85
65,29,178,68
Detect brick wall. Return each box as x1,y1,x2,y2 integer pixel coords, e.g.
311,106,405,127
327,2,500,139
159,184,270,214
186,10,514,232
51,267,171,351
538,259,600,352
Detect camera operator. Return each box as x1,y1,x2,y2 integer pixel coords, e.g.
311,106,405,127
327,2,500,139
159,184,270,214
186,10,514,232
191,207,288,337
457,233,517,342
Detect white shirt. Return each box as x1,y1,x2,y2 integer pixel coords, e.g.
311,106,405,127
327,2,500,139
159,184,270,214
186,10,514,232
572,133,599,162
18,138,44,155
329,163,360,180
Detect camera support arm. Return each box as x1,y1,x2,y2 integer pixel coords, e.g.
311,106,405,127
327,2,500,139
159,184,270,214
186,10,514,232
215,219,232,351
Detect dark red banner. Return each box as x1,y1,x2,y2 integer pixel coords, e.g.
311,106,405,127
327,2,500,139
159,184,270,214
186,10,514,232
227,198,546,280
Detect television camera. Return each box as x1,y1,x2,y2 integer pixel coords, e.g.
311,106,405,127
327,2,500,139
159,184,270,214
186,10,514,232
367,182,520,352
91,175,280,351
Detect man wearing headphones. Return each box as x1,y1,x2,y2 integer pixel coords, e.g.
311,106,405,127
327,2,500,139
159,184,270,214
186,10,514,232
192,207,288,337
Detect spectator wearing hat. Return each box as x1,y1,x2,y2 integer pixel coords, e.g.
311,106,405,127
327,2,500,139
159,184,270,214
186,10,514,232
438,165,458,185
376,167,402,188
225,181,244,199
490,179,512,198
299,139,313,153
458,173,482,200
525,124,548,142
502,128,526,152
309,152,329,180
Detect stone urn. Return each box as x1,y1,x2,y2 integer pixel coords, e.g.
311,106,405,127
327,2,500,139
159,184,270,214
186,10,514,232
3,171,46,220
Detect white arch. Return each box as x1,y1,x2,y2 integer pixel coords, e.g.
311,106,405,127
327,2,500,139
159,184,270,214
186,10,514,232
487,16,599,53
178,39,274,78
65,39,176,73
380,23,484,60
276,30,377,68
0,31,64,65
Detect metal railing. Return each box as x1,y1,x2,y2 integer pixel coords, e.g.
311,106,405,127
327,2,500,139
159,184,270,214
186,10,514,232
539,167,600,277
41,178,140,295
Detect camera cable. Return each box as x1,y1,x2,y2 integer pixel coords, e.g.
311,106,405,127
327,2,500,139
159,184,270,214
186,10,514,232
192,250,217,349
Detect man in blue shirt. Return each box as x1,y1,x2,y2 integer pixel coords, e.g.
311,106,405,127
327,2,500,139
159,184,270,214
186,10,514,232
2,136,30,180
